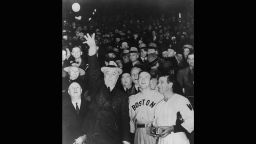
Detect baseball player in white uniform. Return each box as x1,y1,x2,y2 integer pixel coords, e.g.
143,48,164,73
153,74,194,144
129,71,164,144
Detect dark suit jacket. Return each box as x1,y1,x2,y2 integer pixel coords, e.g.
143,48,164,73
122,62,133,74
121,85,138,97
138,57,150,71
130,84,140,95
82,55,130,144
62,96,88,144
177,67,194,97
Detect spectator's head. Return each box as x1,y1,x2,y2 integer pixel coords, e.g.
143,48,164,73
79,31,86,40
139,43,146,49
115,59,123,69
150,77,158,90
183,48,190,58
112,47,119,54
68,82,82,100
187,53,194,69
147,46,158,55
121,73,132,89
171,36,176,41
77,26,82,32
139,45,148,58
148,42,157,48
139,71,151,90
182,44,193,58
115,37,121,43
63,30,68,40
71,46,82,59
121,41,129,49
157,74,175,95
131,66,142,85
64,66,85,80
83,25,87,31
180,34,186,40
133,33,138,39
106,50,117,60
162,50,168,58
129,47,139,63
101,61,123,88
147,46,158,63
167,48,176,57
152,30,156,36
122,49,130,64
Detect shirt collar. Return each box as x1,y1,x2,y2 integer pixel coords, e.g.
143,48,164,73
135,85,140,91
71,99,81,105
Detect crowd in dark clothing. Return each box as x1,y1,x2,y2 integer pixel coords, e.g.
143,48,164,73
62,4,194,144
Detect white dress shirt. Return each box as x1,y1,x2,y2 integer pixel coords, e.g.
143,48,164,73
72,99,81,110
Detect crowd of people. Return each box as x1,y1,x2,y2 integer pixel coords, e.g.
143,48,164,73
62,4,194,144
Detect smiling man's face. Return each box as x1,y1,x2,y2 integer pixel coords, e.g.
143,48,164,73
139,71,151,90
68,82,82,99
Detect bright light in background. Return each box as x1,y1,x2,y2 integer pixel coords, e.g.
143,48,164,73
72,3,80,12
75,16,82,20
89,17,92,21
178,12,181,22
94,9,96,12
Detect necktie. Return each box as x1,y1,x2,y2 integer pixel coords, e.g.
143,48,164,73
108,87,111,93
75,103,79,115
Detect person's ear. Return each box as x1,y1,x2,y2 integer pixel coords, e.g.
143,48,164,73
168,82,173,89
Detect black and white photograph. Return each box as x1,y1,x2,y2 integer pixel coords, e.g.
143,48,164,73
62,0,194,144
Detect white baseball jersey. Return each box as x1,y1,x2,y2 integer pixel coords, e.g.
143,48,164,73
154,94,194,144
129,90,164,133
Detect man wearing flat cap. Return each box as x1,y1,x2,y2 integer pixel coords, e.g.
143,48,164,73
121,41,129,50
129,47,142,68
138,45,150,71
74,33,131,144
138,45,148,63
62,66,87,97
147,46,160,71
179,44,194,69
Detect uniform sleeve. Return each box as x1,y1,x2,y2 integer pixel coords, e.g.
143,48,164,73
129,96,135,133
179,98,194,133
